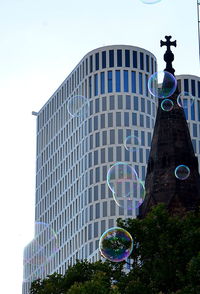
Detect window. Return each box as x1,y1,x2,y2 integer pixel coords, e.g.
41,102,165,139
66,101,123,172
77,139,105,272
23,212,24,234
110,200,116,216
102,96,107,111
193,124,197,137
118,129,123,144
139,73,143,94
108,113,113,127
94,150,98,165
103,202,107,217
89,76,92,98
109,50,114,67
89,206,93,221
191,100,195,120
102,131,107,145
95,133,100,147
198,101,200,121
125,50,130,67
108,147,113,161
198,81,200,98
116,70,121,92
94,222,98,238
102,51,106,68
90,134,93,149
101,113,105,128
132,113,137,125
141,131,145,145
151,57,154,73
101,184,106,199
95,53,99,70
95,98,99,112
131,71,136,93
109,95,115,110
133,51,137,68
147,100,151,115
141,98,145,112
124,70,129,92
116,112,121,126
191,80,196,96
146,55,149,72
95,203,100,218
146,116,150,128
108,71,113,92
184,79,189,92
101,148,105,163
116,146,121,161
110,130,115,144
117,49,122,66
134,96,139,110
126,95,131,109
140,114,144,127
118,95,123,109
95,167,100,182
140,52,144,70
139,149,143,163
90,55,93,73
145,74,149,96
94,74,98,96
147,132,151,146
86,58,88,75
94,116,98,130
124,112,129,126
100,72,105,94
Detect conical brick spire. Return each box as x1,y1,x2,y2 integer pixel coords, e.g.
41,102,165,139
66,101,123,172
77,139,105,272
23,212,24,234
139,37,200,218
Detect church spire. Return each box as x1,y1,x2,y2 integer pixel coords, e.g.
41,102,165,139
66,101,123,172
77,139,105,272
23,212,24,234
139,37,200,218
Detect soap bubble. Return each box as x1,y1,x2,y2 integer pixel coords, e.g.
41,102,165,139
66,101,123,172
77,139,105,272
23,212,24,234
99,227,133,262
177,92,195,111
140,0,162,4
161,99,174,112
124,135,141,153
67,95,89,119
148,71,177,98
175,165,190,180
23,222,58,282
107,162,145,211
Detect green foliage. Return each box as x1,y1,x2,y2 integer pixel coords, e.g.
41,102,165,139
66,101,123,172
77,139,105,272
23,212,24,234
30,205,200,294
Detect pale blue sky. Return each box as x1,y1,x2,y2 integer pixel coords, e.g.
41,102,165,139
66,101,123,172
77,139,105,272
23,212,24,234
0,0,199,293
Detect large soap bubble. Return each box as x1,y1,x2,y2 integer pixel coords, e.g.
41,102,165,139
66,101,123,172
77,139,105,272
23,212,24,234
107,162,145,211
99,227,133,262
67,95,89,119
124,135,141,154
148,71,177,98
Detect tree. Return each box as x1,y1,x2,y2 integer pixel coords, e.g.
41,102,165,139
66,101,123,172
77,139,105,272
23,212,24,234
30,205,200,294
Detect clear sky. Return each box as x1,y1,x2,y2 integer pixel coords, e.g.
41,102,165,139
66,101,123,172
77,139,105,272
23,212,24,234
0,0,199,293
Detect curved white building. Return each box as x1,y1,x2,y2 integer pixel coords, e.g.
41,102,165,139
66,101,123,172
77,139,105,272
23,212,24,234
176,75,200,171
23,45,158,293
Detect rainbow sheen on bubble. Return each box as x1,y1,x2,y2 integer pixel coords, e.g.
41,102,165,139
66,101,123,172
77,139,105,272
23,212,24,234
148,71,177,98
99,227,133,262
140,0,162,4
107,162,146,211
67,95,89,119
177,92,195,114
175,165,190,180
124,135,141,153
161,99,174,112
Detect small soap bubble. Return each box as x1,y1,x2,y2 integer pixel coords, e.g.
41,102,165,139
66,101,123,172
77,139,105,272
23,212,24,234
148,71,177,98
67,95,89,119
107,162,145,211
161,99,174,112
99,227,133,262
175,165,190,180
177,92,195,111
